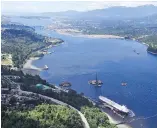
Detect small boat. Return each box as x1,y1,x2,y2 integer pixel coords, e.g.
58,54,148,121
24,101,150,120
43,50,47,52
121,82,127,86
43,65,48,70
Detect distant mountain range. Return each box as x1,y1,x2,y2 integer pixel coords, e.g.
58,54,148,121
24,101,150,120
42,5,157,20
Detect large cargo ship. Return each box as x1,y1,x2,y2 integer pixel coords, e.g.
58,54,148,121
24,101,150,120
99,96,135,117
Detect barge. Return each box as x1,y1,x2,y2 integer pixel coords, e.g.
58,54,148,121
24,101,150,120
88,73,103,87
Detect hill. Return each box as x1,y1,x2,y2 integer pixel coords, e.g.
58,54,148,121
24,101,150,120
1,24,63,67
43,5,157,20
2,104,83,128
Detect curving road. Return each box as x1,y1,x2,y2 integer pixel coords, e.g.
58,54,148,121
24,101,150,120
4,75,90,128
19,90,90,128
20,90,90,128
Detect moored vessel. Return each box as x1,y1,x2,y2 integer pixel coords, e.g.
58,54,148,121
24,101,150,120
43,65,48,70
99,96,135,117
88,73,103,87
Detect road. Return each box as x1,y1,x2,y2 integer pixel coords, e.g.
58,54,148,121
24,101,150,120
3,75,90,128
19,90,90,128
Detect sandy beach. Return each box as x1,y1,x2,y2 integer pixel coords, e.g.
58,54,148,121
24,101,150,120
85,34,123,39
23,57,41,70
105,112,132,128
22,57,42,76
49,28,124,39
100,108,132,128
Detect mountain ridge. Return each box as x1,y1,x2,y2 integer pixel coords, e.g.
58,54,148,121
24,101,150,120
42,5,157,20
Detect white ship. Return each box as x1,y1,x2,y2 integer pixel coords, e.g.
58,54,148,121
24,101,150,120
99,96,135,117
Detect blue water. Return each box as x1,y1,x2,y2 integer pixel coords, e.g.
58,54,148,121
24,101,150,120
34,30,157,128
10,17,157,128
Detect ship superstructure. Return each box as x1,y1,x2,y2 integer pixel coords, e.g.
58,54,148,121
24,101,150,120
99,96,134,117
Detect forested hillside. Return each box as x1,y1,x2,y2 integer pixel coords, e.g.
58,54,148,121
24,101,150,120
81,107,115,128
1,24,63,67
2,104,83,128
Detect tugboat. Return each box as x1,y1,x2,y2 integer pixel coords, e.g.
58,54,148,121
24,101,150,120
43,65,48,70
88,73,103,87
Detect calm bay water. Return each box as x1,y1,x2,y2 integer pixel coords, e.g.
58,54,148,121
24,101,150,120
11,17,157,128
35,30,157,128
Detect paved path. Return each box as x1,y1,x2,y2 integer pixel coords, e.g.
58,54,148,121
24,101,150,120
3,75,90,128
19,90,90,128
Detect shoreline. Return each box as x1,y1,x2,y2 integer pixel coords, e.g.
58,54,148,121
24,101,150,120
22,58,133,128
104,111,132,128
23,57,42,71
99,107,133,128
147,50,157,55
23,28,132,127
22,39,64,76
54,29,157,56
22,57,42,76
51,29,124,39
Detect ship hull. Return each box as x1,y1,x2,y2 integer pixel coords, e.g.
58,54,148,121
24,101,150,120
99,96,135,117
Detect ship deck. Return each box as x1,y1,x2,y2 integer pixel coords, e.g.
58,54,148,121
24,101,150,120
99,96,129,113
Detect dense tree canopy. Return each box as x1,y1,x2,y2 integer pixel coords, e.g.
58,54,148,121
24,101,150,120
1,24,63,67
81,106,116,128
2,104,84,128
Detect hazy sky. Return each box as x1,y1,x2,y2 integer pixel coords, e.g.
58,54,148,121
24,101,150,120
2,1,157,14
